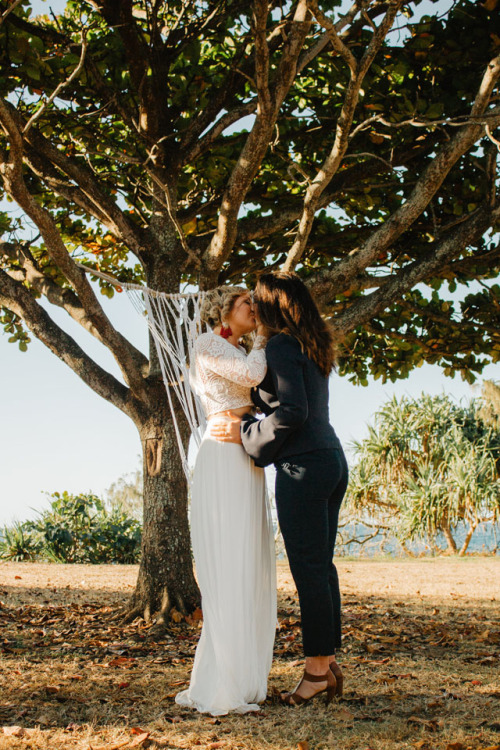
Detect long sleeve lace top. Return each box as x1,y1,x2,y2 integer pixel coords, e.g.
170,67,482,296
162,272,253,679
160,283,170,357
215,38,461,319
190,331,267,418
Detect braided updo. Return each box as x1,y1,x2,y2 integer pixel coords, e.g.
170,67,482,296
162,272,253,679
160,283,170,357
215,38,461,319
200,285,248,329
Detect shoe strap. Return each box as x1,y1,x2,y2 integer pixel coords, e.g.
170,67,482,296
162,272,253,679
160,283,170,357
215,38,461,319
303,670,330,682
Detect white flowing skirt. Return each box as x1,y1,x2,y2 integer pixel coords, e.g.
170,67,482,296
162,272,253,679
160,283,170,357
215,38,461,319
175,433,277,715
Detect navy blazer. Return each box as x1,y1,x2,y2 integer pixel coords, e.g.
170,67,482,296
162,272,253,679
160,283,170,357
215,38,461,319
240,332,341,468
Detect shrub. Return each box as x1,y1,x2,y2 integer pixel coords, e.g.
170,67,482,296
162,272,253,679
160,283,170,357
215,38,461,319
0,521,42,561
0,492,142,564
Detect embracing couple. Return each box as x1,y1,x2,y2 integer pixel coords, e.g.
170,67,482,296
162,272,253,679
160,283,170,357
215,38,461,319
175,271,349,716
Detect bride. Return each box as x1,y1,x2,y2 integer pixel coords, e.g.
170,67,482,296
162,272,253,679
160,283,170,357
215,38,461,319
175,285,277,715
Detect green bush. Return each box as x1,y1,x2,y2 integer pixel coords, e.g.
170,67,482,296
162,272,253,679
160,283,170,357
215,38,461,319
0,492,142,564
0,521,42,561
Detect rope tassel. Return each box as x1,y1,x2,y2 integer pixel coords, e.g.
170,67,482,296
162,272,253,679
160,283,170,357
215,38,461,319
76,262,207,481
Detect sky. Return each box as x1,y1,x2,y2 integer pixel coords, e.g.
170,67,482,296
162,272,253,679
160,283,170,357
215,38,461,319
1,0,497,526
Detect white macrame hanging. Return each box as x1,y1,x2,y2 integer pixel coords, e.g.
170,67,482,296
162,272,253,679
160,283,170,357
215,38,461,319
76,263,207,480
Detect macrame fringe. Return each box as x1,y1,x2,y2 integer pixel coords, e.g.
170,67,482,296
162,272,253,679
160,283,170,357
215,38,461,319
76,262,207,480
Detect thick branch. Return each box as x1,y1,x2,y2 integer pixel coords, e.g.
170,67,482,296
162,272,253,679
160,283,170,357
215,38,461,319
234,132,437,244
253,0,272,114
308,0,358,74
0,241,150,367
0,99,148,394
201,0,311,282
283,0,403,271
5,101,145,259
184,100,258,164
0,269,130,414
323,202,500,338
314,54,500,292
296,1,389,73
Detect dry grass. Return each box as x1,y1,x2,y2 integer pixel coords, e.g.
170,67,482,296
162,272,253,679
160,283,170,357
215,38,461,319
0,558,499,750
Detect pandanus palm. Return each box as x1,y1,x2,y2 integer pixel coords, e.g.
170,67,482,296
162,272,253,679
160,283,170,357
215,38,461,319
347,394,500,554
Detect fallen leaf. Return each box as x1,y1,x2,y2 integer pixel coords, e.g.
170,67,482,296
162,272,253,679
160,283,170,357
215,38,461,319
2,726,25,737
426,699,444,709
14,576,22,580
413,742,432,750
476,630,491,642
130,732,150,747
118,682,130,689
335,708,355,722
191,607,203,620
363,642,383,654
109,657,135,667
45,685,60,694
445,743,465,750
89,740,129,750
470,680,482,686
297,743,309,750
407,716,440,732
130,727,147,735
208,743,226,749
170,608,183,623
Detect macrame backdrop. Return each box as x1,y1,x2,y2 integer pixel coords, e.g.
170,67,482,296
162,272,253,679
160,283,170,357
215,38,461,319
76,264,283,549
76,263,207,480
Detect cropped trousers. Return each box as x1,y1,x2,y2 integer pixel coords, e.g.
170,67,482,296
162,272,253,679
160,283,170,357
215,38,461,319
275,446,349,656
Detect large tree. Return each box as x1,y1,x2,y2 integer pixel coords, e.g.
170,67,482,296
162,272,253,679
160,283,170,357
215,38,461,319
1,0,499,621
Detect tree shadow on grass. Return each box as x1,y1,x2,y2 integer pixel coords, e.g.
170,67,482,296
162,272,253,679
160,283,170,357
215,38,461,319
0,581,499,749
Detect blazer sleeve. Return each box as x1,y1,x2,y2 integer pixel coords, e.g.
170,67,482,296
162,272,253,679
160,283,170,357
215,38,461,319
240,335,308,467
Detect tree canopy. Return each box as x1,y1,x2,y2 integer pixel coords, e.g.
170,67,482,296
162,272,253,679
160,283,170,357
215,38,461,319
1,0,499,383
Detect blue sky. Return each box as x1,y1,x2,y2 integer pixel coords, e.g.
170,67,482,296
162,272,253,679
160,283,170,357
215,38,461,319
1,0,497,526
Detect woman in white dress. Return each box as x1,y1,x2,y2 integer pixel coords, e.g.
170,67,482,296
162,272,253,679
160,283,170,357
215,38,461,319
175,286,277,716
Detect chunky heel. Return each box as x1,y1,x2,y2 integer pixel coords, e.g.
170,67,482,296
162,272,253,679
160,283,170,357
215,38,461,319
281,670,337,707
326,681,337,704
329,660,343,698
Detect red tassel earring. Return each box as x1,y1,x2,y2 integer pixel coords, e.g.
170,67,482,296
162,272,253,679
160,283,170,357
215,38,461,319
220,322,232,339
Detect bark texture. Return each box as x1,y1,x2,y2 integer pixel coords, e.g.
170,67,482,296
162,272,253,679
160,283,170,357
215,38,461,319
126,391,200,624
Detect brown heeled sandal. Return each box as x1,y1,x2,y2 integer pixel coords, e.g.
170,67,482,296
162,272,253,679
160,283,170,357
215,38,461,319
280,669,337,706
329,660,344,697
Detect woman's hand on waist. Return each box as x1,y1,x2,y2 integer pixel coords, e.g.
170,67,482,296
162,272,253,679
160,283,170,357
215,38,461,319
208,413,244,443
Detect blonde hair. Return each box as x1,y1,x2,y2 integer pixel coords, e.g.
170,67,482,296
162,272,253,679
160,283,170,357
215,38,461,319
200,285,248,328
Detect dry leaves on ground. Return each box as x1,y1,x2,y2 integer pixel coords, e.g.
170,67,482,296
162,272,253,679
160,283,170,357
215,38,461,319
0,560,498,750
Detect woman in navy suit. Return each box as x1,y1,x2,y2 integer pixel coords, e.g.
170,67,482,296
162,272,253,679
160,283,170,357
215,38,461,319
213,271,348,706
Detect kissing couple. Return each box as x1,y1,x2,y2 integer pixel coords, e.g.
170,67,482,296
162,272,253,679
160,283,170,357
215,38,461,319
175,270,349,716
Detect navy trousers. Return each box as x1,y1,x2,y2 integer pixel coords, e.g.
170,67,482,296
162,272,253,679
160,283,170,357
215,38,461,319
275,446,348,656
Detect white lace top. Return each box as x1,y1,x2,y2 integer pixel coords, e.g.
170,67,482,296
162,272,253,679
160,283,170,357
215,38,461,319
190,331,267,418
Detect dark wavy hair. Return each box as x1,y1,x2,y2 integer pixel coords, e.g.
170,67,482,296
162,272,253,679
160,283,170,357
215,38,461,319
255,271,336,377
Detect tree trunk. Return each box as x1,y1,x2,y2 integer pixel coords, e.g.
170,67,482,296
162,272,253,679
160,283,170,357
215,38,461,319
441,522,458,554
125,399,200,625
458,523,477,556
122,221,201,626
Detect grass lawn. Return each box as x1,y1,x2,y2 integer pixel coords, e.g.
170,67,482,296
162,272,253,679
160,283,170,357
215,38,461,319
0,557,498,750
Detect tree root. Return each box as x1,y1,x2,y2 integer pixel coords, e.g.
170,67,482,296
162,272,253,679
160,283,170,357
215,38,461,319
121,605,145,625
